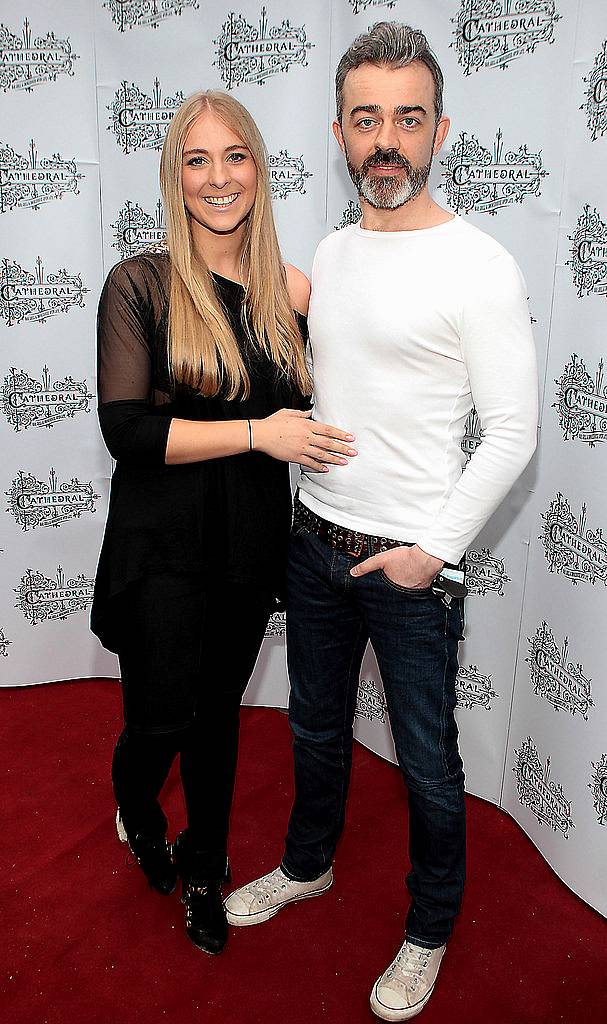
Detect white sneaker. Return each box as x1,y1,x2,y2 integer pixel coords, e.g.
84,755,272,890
370,940,445,1021
224,865,333,926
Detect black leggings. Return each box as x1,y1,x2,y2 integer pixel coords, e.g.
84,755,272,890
112,573,272,877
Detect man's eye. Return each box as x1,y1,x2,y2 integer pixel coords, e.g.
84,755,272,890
402,118,419,128
357,119,376,129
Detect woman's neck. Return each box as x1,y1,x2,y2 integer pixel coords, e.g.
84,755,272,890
190,219,247,283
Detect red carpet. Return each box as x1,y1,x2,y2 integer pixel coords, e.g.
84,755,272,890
2,680,606,1024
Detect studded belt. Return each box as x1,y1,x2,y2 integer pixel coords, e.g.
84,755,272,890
292,496,413,559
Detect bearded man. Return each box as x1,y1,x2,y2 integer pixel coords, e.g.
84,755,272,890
226,22,538,1021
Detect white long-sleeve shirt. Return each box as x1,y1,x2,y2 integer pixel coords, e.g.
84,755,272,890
299,215,538,564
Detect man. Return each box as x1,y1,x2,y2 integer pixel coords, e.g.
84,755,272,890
225,22,538,1021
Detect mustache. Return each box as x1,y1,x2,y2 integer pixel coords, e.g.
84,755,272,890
362,149,411,172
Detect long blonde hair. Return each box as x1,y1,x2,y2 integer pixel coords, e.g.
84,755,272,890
159,90,312,399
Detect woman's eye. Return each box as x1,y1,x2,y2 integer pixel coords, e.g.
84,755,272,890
228,152,247,162
186,156,205,166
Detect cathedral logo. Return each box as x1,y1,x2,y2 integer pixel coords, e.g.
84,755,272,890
513,737,574,837
0,18,79,92
466,547,511,597
0,140,82,213
214,8,313,89
0,626,11,657
265,610,285,638
0,257,88,327
582,40,607,142
541,493,607,586
567,205,607,299
269,151,312,200
7,468,99,532
1,366,93,433
461,407,483,462
452,1,560,76
554,354,607,446
104,0,199,32
111,199,166,259
108,79,185,154
15,566,95,625
335,200,361,231
527,621,593,720
440,130,548,215
349,1,396,14
589,754,607,827
355,677,387,724
455,664,498,711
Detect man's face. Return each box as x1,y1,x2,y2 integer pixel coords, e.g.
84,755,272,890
333,62,450,210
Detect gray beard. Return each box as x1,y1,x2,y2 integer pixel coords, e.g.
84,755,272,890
346,152,432,210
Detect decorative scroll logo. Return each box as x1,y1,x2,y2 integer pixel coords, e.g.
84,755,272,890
0,18,79,92
264,610,285,638
466,547,511,597
7,468,99,532
513,737,574,837
582,40,607,142
0,626,11,657
589,754,607,826
455,665,498,711
108,79,185,154
0,257,88,327
461,407,483,462
567,206,607,298
554,354,607,445
15,566,95,625
335,200,361,231
541,493,607,586
355,678,386,724
440,130,547,215
527,622,593,720
213,8,314,89
111,199,166,259
1,366,93,433
349,1,396,14
269,151,312,200
0,140,82,214
452,1,560,76
104,0,199,32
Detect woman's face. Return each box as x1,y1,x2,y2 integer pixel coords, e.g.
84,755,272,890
181,109,258,239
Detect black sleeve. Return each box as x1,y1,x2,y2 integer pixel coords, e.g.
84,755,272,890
97,259,172,466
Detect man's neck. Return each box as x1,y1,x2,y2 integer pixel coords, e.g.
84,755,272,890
359,190,453,232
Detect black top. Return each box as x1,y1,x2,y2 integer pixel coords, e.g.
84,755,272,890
91,250,308,653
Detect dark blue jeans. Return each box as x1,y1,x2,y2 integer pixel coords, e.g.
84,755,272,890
281,525,466,949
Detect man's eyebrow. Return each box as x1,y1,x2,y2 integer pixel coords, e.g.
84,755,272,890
348,103,428,118
182,144,250,155
349,104,381,118
394,104,427,117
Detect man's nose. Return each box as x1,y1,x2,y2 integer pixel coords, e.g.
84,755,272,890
374,122,400,154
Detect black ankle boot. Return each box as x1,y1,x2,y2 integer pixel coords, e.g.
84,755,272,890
129,833,178,895
174,832,229,954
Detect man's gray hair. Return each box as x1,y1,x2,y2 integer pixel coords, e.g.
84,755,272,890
335,22,444,124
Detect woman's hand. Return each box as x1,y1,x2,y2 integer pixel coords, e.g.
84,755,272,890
252,409,357,471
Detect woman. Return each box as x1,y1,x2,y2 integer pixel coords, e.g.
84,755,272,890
91,91,356,954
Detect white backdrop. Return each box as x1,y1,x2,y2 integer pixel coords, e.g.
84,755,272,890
1,0,605,917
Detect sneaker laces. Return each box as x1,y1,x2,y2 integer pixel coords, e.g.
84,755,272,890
385,944,433,993
246,868,292,906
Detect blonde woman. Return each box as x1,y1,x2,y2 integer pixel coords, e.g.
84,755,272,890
91,91,356,954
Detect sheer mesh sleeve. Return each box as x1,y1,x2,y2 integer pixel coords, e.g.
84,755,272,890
97,258,172,466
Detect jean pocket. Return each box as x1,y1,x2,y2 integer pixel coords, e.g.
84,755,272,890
378,569,434,596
